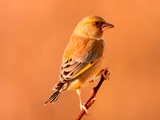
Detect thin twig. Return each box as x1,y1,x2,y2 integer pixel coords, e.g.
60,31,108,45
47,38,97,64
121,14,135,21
76,67,110,120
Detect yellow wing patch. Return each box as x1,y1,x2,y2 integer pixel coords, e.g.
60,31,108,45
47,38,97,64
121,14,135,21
72,62,93,78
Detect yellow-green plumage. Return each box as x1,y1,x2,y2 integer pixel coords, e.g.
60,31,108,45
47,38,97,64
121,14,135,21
45,15,114,105
64,36,105,90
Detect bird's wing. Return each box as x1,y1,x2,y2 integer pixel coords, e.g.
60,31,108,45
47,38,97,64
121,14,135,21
60,51,102,81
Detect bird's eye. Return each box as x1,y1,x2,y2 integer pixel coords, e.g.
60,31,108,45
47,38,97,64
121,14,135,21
94,21,99,25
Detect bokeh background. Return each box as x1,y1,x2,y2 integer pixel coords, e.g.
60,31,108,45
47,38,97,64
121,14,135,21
1,0,160,120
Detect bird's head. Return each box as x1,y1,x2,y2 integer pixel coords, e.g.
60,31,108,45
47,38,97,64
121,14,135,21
73,15,114,39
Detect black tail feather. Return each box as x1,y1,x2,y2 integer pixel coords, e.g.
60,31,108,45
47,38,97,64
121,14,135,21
45,81,66,104
44,90,61,104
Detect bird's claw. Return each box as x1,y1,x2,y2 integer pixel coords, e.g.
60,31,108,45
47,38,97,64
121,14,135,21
99,67,110,80
80,103,90,115
101,72,109,80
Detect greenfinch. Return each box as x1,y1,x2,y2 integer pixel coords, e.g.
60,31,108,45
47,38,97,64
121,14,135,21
45,15,114,113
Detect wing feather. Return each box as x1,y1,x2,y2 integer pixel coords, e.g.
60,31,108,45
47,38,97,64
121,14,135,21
60,52,101,81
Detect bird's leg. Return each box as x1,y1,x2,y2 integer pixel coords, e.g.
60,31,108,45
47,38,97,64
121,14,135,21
76,89,89,115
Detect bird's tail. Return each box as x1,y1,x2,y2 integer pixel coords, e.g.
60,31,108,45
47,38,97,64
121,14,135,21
44,81,66,104
44,90,61,104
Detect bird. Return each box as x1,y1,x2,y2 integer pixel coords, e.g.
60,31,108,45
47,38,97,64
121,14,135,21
44,15,114,113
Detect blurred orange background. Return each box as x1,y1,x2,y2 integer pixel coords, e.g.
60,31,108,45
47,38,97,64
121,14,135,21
0,0,160,120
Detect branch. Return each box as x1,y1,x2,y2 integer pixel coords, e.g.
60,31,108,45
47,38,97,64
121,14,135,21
76,67,110,120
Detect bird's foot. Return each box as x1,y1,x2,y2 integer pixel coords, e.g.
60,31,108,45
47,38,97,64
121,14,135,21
80,103,90,115
99,67,110,80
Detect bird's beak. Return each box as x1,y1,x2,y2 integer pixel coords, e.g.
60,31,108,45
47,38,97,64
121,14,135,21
102,21,114,31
